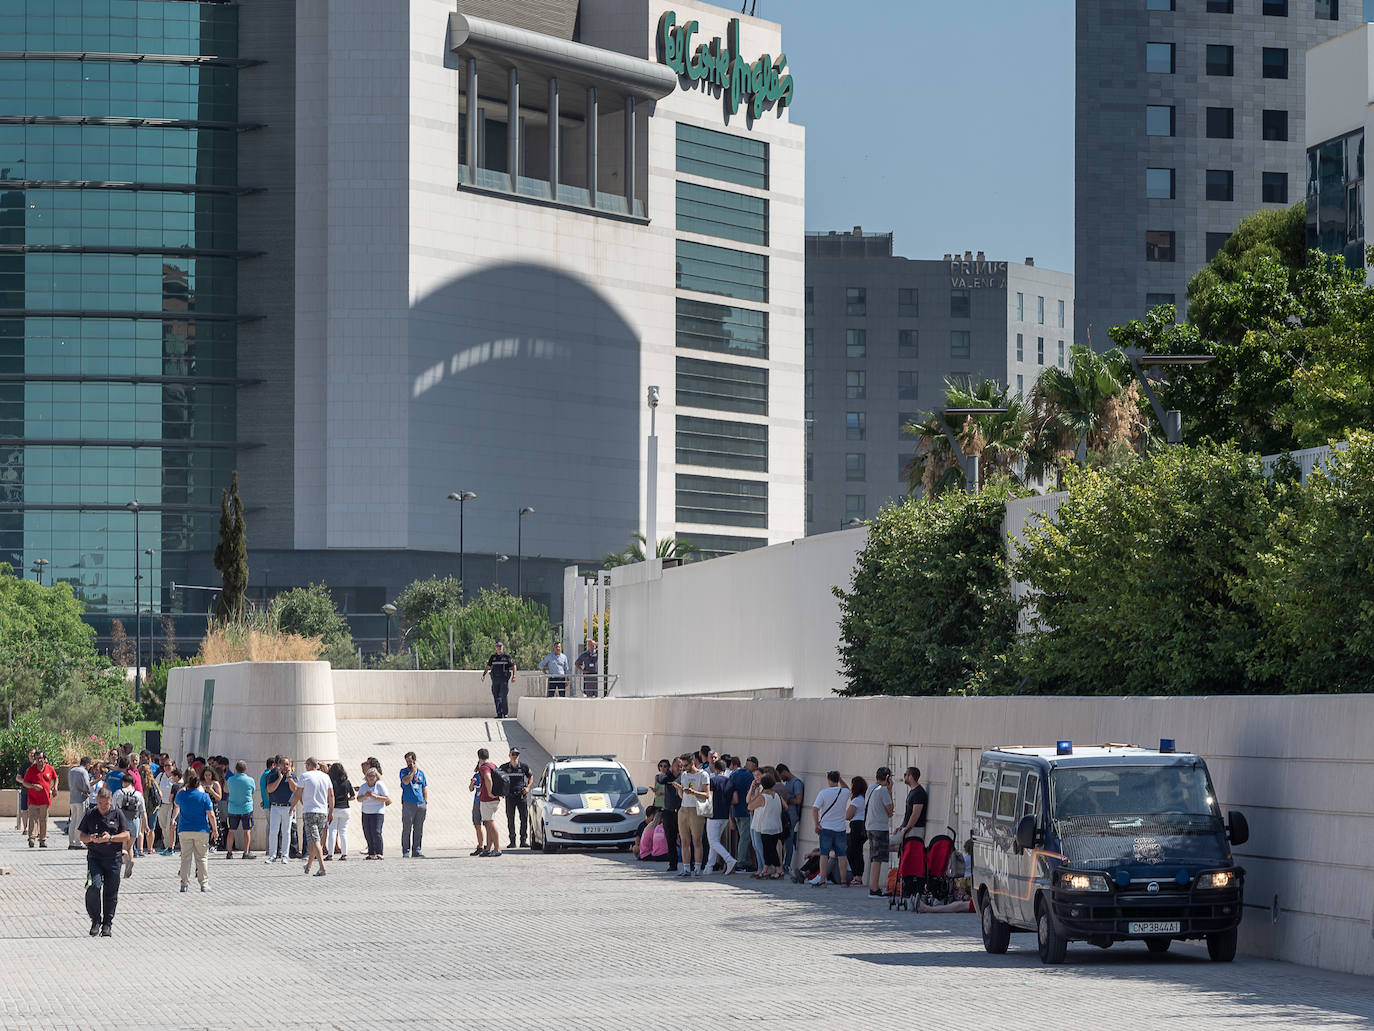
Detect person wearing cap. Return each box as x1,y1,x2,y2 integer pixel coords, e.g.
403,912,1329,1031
498,747,532,848
481,640,518,718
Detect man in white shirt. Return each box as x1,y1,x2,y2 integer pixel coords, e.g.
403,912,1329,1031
808,770,851,887
290,757,335,877
537,641,571,697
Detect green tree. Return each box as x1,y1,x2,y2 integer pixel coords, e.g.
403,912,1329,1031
833,486,1020,696
1015,444,1276,695
411,588,552,670
601,534,702,568
1242,431,1374,691
394,575,463,631
213,470,249,620
903,379,1035,496
1030,343,1148,465
271,583,351,644
1281,299,1374,447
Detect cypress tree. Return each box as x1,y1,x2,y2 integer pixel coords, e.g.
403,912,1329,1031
213,470,249,620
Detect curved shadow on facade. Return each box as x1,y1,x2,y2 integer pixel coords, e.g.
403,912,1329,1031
407,263,641,563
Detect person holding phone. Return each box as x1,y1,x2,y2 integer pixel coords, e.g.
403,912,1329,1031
78,787,131,937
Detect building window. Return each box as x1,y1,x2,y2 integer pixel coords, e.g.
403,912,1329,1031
676,240,767,302
676,356,769,415
1143,229,1176,262
898,288,919,316
1037,336,1045,365
898,329,918,357
1262,48,1289,80
1016,292,1024,320
1317,0,1339,19
897,371,918,400
1262,110,1289,142
1262,171,1289,204
951,289,971,318
845,286,867,316
804,328,813,360
805,410,814,440
1146,42,1175,74
805,286,814,314
1016,332,1024,361
1057,340,1065,368
804,368,814,398
1207,0,1233,10
898,413,919,440
1057,299,1066,329
676,122,768,189
1146,230,1176,262
1146,292,1176,308
676,414,769,472
950,331,971,359
846,411,866,440
1262,0,1287,13
1206,45,1234,77
677,532,767,558
675,474,768,528
1206,107,1234,139
846,370,866,399
1146,105,1175,137
1206,232,1231,260
677,298,769,359
806,453,814,480
676,181,768,246
845,495,865,520
1146,167,1175,199
1016,374,1024,395
1147,0,1175,8
846,329,867,359
846,453,866,482
1206,169,1234,202
1036,296,1045,324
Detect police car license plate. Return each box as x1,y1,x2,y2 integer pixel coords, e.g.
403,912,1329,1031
584,825,620,834
1129,921,1181,935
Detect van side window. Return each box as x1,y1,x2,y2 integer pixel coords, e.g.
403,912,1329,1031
1022,773,1040,820
996,770,1021,822
975,768,997,817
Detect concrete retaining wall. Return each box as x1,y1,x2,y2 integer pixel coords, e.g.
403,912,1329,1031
516,692,1374,978
332,670,546,719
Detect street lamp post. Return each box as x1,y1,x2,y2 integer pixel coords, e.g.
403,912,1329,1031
381,603,397,654
125,500,141,702
936,407,1009,494
144,548,155,677
841,518,863,530
495,554,509,591
1128,353,1216,445
517,507,535,598
646,386,659,555
31,558,47,584
447,491,477,599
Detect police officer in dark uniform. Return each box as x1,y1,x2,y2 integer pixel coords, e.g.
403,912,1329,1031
499,747,533,847
481,641,517,718
78,786,130,936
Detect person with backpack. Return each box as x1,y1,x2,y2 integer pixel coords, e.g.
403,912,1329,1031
112,773,146,878
475,748,506,857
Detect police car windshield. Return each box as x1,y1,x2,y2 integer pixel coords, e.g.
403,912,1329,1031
552,768,633,796
1050,765,1218,822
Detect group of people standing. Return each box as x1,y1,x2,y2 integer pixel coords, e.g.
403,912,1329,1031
481,637,603,719
636,747,930,899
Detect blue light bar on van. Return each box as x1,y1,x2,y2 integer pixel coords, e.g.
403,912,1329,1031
1159,738,1176,753
1056,740,1073,755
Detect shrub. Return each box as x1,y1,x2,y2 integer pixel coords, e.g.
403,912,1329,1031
0,713,64,783
197,606,322,664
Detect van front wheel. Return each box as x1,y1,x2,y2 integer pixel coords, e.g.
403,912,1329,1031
1206,928,1237,962
1037,898,1067,964
979,889,1011,954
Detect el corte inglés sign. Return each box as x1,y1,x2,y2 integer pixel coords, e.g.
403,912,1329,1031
658,12,794,120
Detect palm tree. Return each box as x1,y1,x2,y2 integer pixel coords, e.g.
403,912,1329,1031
903,379,1035,495
1030,344,1148,466
601,534,702,568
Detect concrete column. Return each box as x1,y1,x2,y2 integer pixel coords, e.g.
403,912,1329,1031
465,58,478,182
507,67,520,192
586,86,598,206
623,95,636,214
548,75,560,198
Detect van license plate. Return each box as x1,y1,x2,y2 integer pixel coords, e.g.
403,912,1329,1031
584,825,620,834
1129,921,1180,935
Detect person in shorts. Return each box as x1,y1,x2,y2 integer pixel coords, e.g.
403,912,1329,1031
291,757,335,877
866,766,895,898
224,760,257,859
475,748,502,857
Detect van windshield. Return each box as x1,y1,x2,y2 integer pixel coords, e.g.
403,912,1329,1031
1050,765,1220,829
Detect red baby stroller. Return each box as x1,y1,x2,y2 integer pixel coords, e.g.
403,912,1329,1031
923,831,956,904
889,837,926,911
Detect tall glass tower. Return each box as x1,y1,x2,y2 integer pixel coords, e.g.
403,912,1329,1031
0,1,244,638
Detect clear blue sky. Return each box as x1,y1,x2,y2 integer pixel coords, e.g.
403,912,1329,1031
778,0,1077,272
778,0,1374,274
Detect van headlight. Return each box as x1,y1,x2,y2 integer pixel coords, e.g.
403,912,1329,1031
1199,870,1236,889
1058,870,1110,892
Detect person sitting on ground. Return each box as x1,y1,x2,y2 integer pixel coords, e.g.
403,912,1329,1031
637,807,668,861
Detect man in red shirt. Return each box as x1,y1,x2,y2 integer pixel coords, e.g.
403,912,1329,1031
475,748,502,858
22,749,59,848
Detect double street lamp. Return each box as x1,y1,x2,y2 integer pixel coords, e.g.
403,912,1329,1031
31,558,47,584
447,490,477,599
1128,353,1216,445
517,506,535,598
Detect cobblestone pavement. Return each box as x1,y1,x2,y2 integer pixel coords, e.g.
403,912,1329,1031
2,721,1371,1030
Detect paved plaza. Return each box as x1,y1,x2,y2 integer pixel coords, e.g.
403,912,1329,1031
2,720,1371,1030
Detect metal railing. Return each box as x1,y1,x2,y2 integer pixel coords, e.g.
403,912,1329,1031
536,673,619,698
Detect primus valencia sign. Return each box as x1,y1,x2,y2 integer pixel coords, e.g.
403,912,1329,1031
657,12,794,120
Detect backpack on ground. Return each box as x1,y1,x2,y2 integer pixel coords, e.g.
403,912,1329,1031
488,765,508,798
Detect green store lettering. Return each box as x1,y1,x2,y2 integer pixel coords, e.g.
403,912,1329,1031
658,12,794,120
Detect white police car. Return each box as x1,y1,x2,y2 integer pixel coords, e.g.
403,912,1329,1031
528,754,647,853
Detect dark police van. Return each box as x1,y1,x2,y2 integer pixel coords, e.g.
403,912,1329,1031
972,741,1249,965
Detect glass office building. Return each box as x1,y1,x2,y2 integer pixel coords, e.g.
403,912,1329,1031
0,1,244,630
